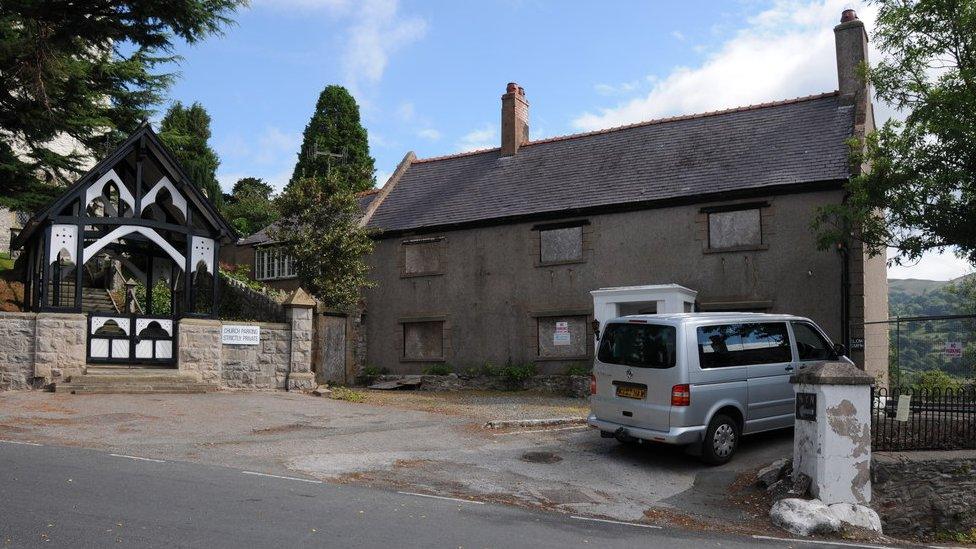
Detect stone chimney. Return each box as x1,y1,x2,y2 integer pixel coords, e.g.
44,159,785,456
834,9,869,107
501,82,529,156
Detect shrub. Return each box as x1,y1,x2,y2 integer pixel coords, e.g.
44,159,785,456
499,359,537,386
423,364,453,376
909,370,964,392
564,363,590,377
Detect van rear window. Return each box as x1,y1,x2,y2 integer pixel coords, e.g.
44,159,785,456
598,323,676,369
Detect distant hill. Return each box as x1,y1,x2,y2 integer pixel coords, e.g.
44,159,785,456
888,274,973,317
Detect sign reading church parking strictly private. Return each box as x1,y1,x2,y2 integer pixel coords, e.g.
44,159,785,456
221,325,261,345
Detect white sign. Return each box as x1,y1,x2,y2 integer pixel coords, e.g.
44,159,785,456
945,341,963,359
895,394,911,422
553,321,571,346
221,325,261,345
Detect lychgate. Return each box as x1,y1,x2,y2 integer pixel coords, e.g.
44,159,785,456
11,124,236,368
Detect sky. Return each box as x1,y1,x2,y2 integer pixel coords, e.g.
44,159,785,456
162,0,973,282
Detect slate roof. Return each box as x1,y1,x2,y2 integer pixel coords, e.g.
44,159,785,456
366,92,854,234
239,188,381,246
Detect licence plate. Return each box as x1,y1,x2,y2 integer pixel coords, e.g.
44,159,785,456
616,385,646,400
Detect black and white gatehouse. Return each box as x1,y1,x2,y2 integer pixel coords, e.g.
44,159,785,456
11,124,236,368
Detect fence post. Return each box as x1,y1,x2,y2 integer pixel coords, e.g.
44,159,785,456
791,361,875,505
283,288,316,391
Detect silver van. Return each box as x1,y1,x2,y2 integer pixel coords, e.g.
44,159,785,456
587,313,850,464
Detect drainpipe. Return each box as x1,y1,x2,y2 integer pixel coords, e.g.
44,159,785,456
837,241,850,351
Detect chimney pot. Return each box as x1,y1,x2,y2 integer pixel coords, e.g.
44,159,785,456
840,8,858,23
506,82,519,93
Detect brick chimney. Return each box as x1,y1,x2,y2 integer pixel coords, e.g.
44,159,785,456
834,9,869,107
501,82,529,156
834,8,874,143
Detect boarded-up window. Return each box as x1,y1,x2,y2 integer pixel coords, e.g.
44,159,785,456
537,315,587,358
708,209,761,249
402,238,443,275
540,226,583,263
403,321,444,360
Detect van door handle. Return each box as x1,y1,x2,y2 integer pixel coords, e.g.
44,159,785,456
784,366,794,372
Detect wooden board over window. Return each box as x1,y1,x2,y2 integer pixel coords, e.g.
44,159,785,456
401,237,444,277
708,208,761,250
403,320,444,360
536,315,588,359
540,226,583,264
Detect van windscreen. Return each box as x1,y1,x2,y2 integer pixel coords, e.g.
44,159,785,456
598,323,676,369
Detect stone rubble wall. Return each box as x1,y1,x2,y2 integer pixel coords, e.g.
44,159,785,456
365,373,590,398
872,451,976,539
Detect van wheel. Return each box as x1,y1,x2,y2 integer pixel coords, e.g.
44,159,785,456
702,414,739,465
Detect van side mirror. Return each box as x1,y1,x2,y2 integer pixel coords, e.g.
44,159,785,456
591,319,601,341
832,343,847,359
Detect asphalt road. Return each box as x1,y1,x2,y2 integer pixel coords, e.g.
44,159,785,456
0,441,889,549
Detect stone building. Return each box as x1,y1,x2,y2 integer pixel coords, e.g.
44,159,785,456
219,189,380,293
357,10,888,380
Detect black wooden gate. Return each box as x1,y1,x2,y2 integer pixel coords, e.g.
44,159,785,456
86,314,177,366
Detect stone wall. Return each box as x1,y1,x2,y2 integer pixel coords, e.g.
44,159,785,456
0,312,85,389
177,318,293,389
872,451,976,539
0,313,37,389
220,322,290,389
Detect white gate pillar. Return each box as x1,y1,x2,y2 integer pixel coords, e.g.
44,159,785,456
791,361,875,505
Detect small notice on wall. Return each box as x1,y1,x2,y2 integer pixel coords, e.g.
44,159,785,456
945,341,963,359
553,321,571,346
221,325,260,345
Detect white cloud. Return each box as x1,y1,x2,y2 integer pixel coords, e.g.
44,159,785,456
888,249,974,282
341,0,427,98
671,30,685,41
594,80,640,96
417,128,441,140
456,125,496,152
573,0,880,131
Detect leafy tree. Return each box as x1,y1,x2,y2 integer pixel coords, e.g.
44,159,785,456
814,1,976,267
223,177,279,236
272,174,374,309
0,0,245,212
158,101,223,210
289,85,375,193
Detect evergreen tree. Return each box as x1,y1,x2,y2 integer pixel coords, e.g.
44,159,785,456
224,177,279,236
0,0,245,212
158,102,223,210
272,173,374,309
290,85,375,193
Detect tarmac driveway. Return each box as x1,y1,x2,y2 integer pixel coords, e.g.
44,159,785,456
0,390,791,530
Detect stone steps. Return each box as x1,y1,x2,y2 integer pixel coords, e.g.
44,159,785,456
56,368,217,394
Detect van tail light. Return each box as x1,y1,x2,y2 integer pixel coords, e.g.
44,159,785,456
671,384,691,406
589,374,597,396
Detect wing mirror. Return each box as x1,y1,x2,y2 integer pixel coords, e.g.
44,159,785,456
832,343,848,359
591,319,601,341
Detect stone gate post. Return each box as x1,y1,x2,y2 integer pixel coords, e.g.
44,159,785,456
790,361,875,505
283,288,316,391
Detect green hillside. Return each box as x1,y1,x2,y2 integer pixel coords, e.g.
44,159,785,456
887,275,975,387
